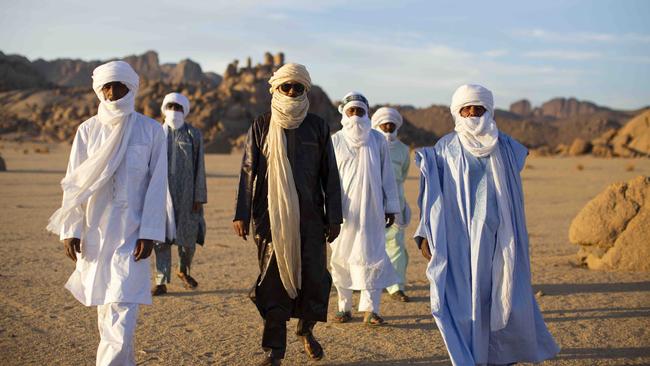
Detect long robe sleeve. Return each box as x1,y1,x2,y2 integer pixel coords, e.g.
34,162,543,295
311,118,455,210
193,129,207,204
320,123,343,225
138,125,167,241
234,123,259,224
59,125,89,241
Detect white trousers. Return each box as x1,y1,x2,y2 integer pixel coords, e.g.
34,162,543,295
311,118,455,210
336,286,382,313
96,302,139,366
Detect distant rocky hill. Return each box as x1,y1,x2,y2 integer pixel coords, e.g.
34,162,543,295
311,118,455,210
0,50,221,91
0,49,646,156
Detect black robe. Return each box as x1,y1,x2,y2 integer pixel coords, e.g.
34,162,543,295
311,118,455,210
234,112,342,322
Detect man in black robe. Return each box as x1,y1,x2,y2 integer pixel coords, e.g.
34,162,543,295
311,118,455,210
233,63,342,366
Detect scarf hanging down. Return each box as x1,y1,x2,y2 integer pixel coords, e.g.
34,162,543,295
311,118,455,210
264,63,312,299
47,61,140,236
450,84,515,330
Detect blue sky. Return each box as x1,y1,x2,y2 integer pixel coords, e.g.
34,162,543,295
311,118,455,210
1,0,649,110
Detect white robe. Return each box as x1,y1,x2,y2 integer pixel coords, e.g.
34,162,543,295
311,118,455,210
330,130,400,290
60,113,167,306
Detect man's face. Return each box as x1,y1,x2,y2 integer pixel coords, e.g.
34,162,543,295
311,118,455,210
459,105,486,118
277,81,305,98
378,122,396,133
345,106,366,118
101,82,129,102
165,102,184,113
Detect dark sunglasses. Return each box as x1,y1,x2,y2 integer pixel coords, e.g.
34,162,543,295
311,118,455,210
279,82,305,94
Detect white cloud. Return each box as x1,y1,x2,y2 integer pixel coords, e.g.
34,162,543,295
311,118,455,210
483,49,509,58
513,29,650,44
523,50,602,61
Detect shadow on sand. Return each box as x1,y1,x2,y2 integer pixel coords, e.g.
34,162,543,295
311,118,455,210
533,281,650,295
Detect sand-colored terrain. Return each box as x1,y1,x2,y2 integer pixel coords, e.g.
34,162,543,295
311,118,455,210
1,142,649,365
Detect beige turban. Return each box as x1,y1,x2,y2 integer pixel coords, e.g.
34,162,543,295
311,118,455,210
268,63,312,94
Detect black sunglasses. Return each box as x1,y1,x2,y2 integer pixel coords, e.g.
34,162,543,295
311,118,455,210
279,82,305,94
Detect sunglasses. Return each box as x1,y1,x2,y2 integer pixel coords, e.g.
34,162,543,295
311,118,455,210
279,82,305,95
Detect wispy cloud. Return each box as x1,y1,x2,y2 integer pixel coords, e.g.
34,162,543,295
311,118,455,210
523,50,602,61
483,49,509,58
513,29,650,43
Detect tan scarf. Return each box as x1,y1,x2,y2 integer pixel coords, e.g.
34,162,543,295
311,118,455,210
264,63,311,299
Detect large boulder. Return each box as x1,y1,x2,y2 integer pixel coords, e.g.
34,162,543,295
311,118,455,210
610,109,650,157
569,176,650,271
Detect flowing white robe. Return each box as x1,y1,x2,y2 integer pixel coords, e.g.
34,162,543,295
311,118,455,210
60,113,167,306
330,130,400,290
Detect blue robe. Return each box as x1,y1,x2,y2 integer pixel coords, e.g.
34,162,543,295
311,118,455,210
415,132,559,365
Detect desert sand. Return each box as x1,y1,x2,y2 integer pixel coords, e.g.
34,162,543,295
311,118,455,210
0,141,649,365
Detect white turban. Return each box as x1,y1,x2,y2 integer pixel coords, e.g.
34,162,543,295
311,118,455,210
92,61,139,102
91,61,139,126
338,91,369,115
450,84,499,158
450,84,494,120
268,63,312,94
161,92,191,116
371,107,403,130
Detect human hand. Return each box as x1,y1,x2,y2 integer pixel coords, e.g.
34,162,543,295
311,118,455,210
133,239,154,261
326,224,341,243
63,238,81,262
420,238,432,260
233,220,249,241
385,213,395,228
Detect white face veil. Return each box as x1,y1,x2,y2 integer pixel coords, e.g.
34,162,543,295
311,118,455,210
161,92,191,130
339,92,372,148
450,84,499,158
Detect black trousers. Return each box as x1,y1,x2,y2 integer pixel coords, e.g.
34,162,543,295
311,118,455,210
256,256,316,359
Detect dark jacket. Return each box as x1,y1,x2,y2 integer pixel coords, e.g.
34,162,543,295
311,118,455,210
234,112,342,321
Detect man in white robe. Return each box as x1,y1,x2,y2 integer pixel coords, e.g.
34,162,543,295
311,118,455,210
372,107,411,302
330,92,400,326
47,61,167,366
415,84,559,365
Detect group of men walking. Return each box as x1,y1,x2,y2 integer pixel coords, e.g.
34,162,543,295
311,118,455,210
48,60,559,366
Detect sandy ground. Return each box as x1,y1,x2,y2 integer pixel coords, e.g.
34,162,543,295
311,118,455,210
0,141,649,366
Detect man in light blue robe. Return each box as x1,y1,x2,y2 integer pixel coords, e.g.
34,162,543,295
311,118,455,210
414,84,559,365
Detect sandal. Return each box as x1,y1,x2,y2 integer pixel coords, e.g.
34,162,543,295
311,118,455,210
389,290,410,302
334,311,352,323
300,332,324,361
177,272,198,289
151,284,167,296
363,312,386,326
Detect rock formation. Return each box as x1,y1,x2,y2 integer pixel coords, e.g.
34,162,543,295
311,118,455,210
569,176,650,271
590,109,650,158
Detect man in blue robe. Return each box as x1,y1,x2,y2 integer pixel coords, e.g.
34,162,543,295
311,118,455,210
414,84,559,365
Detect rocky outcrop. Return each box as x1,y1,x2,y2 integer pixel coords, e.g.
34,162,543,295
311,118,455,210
535,97,604,119
9,50,220,89
590,110,650,158
510,99,532,116
568,138,592,156
0,52,50,91
569,176,650,272
0,154,6,171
